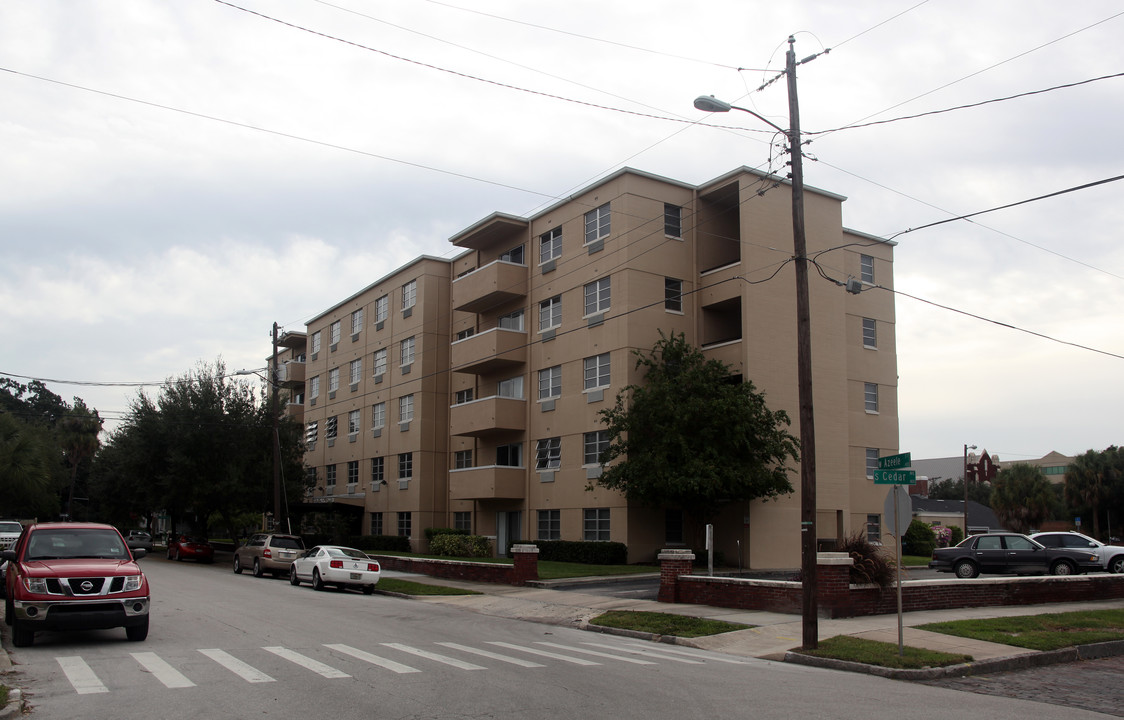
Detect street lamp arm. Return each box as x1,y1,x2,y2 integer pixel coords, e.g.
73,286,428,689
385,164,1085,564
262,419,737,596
693,95,788,135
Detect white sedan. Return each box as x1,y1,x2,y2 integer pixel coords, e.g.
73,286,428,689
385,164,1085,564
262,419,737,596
289,545,381,594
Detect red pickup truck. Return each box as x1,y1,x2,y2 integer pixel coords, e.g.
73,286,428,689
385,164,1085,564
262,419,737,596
3,522,150,647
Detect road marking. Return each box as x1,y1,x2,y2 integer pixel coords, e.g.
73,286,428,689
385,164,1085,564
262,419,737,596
198,649,275,683
534,642,656,665
324,644,420,674
56,656,108,695
618,643,748,664
486,642,600,666
435,642,545,668
582,642,704,664
263,647,350,678
131,652,196,688
382,643,486,670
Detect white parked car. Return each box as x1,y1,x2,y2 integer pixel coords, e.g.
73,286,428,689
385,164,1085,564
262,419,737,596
1030,531,1124,574
289,545,381,594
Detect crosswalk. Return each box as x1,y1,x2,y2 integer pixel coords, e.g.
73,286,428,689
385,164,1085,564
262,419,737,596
51,638,747,694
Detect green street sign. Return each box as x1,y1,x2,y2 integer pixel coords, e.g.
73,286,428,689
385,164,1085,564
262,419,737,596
874,469,917,485
878,452,912,470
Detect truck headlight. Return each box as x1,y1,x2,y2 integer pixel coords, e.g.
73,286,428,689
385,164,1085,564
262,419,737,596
123,575,143,592
24,577,48,594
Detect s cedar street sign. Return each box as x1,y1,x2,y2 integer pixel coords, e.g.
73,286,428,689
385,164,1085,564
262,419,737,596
874,452,915,484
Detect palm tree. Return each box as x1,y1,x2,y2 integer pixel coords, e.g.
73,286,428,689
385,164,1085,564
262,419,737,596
992,463,1055,533
1065,449,1115,539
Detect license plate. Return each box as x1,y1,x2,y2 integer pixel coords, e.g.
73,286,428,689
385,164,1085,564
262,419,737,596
350,572,361,580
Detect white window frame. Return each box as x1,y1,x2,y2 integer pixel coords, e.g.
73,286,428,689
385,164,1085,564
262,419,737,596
351,309,363,336
583,508,610,541
584,353,610,391
538,509,561,540
311,331,321,354
498,309,524,332
664,203,682,239
402,279,417,310
328,367,340,393
536,437,561,470
584,202,610,245
309,375,320,400
348,409,361,436
349,358,362,386
454,388,474,405
496,442,523,467
454,450,473,469
399,394,414,423
538,366,561,400
665,277,683,313
539,227,561,264
325,416,338,440
329,320,341,346
499,244,525,264
498,376,524,399
584,277,610,316
862,317,877,349
398,453,413,480
373,348,387,377
401,336,416,366
865,448,880,479
539,296,562,332
584,430,609,466
371,402,386,429
864,382,879,413
860,254,875,284
375,295,389,324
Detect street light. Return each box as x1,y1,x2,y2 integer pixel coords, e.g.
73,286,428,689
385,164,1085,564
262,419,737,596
694,36,819,649
963,444,978,538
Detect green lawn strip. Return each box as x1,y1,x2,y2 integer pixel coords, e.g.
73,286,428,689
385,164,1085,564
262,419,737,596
798,636,972,669
371,551,657,580
375,577,482,596
918,609,1124,651
589,610,746,638
900,555,931,567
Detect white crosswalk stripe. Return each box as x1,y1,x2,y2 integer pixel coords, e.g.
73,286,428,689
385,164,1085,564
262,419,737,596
131,652,195,688
198,648,276,683
435,642,545,668
263,646,350,678
382,643,487,670
617,642,749,664
534,642,656,665
325,644,421,674
582,641,705,664
486,641,600,665
56,656,108,695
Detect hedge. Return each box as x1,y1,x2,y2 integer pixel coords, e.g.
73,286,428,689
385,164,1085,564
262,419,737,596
429,534,492,558
425,527,469,541
523,540,628,565
345,534,412,552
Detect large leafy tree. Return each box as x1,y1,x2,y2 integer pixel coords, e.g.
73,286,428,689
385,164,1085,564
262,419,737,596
594,332,799,531
928,477,992,506
59,398,103,519
991,463,1058,533
1065,447,1120,540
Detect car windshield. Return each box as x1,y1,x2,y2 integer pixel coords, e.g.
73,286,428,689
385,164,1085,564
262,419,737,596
271,536,304,550
25,529,129,561
327,547,369,560
0,522,22,533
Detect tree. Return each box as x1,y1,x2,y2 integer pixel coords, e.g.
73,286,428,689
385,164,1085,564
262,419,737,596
927,477,992,506
594,332,799,535
0,412,57,518
1065,448,1118,540
992,463,1057,533
59,398,103,520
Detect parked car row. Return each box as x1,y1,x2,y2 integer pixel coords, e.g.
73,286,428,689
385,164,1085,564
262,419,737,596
230,532,381,593
928,531,1120,578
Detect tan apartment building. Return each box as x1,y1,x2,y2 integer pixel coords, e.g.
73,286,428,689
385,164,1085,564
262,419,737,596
294,166,899,568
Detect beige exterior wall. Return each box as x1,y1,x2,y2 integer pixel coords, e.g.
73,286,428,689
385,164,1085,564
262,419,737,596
295,167,898,567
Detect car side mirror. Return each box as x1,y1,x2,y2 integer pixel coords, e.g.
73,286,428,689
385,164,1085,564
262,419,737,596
132,548,147,559
1,550,15,561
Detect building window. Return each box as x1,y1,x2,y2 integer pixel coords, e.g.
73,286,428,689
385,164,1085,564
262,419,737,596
455,327,475,341
305,420,318,445
371,402,386,429
584,430,609,465
584,353,610,390
325,416,338,440
351,309,364,336
347,460,359,486
402,279,417,310
375,295,389,324
498,309,524,332
866,448,880,479
347,409,360,436
399,394,414,423
539,296,562,331
538,510,561,540
349,358,362,386
373,348,387,377
454,450,473,469
862,318,877,349
665,509,684,544
329,320,341,347
397,511,412,537
664,203,682,238
401,336,415,366
309,376,320,400
454,512,472,533
583,508,610,541
539,227,561,264
584,277,611,316
665,278,683,312
860,254,875,284
311,331,321,355
371,456,384,485
398,452,413,480
499,244,524,264
496,443,522,467
326,464,337,489
370,512,383,536
536,437,561,470
498,375,524,399
454,388,474,405
538,366,561,400
864,382,879,413
328,367,340,393
867,514,881,543
584,202,610,244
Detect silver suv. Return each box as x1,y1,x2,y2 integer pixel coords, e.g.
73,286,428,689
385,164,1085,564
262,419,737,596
233,533,305,578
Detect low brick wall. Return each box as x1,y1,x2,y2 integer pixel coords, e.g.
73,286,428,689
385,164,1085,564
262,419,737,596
372,544,539,586
661,550,1124,618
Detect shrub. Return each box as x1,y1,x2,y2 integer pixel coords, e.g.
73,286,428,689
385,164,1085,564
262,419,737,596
429,534,492,558
425,527,468,541
903,519,937,557
346,534,412,552
838,532,895,588
949,525,964,546
524,540,628,565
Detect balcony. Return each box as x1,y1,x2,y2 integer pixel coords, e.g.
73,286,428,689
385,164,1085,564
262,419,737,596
451,260,528,313
449,465,525,500
450,396,526,437
277,360,305,386
284,402,305,423
451,327,527,375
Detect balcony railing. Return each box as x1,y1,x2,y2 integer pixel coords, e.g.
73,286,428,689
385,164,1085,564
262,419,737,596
451,327,527,375
451,260,528,313
449,465,525,500
449,395,526,437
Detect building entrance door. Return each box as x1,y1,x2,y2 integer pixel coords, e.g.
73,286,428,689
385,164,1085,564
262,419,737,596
495,511,522,556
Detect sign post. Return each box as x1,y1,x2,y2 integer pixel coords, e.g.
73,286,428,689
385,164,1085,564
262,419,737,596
878,452,914,656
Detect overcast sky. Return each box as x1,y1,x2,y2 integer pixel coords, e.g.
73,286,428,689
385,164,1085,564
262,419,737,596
2,0,1122,463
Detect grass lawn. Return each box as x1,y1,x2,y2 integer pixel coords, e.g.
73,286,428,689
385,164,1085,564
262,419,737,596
375,577,482,596
371,551,656,580
799,636,971,669
589,610,746,638
919,609,1124,651
900,555,931,567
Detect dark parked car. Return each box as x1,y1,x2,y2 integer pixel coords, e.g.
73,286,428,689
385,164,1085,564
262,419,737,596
929,532,1101,578
167,535,215,563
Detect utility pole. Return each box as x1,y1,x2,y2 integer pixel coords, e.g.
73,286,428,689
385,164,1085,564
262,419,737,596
786,36,818,651
271,322,282,531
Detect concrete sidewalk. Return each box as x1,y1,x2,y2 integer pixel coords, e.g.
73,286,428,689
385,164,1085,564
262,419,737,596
381,570,1124,676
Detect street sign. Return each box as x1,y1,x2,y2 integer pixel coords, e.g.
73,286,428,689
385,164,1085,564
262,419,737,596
884,485,912,536
878,452,911,470
873,469,917,485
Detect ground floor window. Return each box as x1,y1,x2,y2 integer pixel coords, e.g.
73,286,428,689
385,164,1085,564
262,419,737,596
583,508,610,541
867,514,881,543
538,510,561,540
454,511,471,533
370,512,383,536
398,512,412,537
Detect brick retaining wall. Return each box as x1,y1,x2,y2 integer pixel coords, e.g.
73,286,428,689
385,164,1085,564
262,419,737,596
372,544,539,586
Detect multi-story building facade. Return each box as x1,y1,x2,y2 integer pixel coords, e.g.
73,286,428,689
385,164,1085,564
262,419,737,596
296,166,898,568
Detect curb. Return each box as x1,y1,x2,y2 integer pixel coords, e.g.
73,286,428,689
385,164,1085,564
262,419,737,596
0,688,23,720
782,639,1124,681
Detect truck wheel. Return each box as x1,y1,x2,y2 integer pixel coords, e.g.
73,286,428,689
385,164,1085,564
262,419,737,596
12,618,34,647
126,617,149,642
